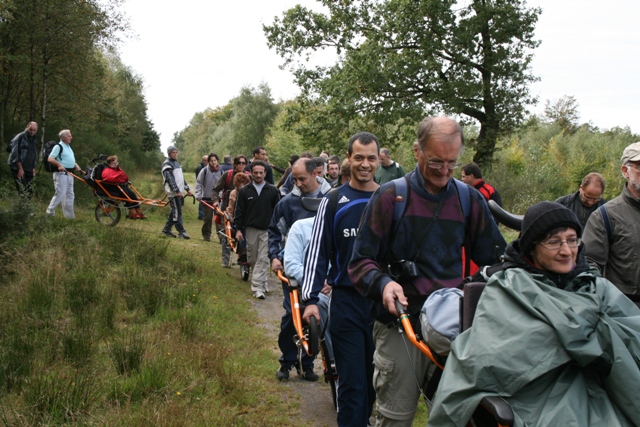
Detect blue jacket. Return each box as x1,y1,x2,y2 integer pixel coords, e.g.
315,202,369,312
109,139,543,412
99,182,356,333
268,177,332,261
302,184,376,305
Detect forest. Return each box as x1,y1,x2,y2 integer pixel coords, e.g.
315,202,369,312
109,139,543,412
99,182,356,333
2,0,637,209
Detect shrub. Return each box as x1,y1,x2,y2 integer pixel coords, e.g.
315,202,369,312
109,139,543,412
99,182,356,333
107,330,145,376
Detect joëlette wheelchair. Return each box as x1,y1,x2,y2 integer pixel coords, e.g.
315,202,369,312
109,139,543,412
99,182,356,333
69,155,172,226
277,269,338,409
395,200,523,427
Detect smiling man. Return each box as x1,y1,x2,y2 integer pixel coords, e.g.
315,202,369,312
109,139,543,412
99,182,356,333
349,116,506,426
302,132,380,426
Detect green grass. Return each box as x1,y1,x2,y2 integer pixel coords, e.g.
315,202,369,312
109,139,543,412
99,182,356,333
0,192,303,426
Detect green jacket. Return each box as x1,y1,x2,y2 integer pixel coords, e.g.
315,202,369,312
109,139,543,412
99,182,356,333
428,245,640,426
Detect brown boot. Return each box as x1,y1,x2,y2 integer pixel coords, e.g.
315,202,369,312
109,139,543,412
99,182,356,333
137,208,147,219
129,209,138,220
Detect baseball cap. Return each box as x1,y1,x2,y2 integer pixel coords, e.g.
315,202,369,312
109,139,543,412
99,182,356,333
621,142,640,164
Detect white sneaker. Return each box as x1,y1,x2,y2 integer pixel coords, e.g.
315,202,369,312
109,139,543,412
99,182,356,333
253,291,265,300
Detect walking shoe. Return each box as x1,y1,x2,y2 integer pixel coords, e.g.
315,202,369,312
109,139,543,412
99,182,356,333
203,236,210,242
300,368,319,382
253,291,265,300
178,232,190,239
276,366,290,382
161,230,177,238
295,362,319,381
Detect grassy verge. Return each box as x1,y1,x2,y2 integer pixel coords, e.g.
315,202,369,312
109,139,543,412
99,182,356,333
0,194,302,426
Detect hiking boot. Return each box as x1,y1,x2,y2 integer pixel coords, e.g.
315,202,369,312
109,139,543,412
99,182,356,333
276,366,290,382
178,232,190,239
161,230,177,238
203,236,210,242
295,362,319,381
300,368,319,382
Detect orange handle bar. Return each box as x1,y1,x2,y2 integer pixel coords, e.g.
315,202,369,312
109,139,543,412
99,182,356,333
277,270,312,357
394,300,444,370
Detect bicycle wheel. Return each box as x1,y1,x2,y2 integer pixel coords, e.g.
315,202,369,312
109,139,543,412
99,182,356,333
95,200,121,226
308,315,320,357
241,264,250,281
321,338,338,410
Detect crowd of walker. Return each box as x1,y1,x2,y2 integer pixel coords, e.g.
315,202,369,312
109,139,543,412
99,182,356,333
6,117,640,426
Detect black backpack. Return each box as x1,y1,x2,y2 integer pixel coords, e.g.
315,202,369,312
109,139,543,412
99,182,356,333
42,141,63,172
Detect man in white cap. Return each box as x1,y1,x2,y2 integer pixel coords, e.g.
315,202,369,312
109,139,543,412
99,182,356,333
161,145,192,238
583,141,640,305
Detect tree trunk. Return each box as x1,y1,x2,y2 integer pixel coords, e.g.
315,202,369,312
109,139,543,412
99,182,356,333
473,116,499,168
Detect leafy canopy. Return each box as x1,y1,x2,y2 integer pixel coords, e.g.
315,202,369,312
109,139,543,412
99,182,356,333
264,0,542,166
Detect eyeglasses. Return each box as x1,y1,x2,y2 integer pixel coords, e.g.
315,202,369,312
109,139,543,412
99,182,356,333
581,194,601,202
424,156,461,170
537,238,581,250
626,163,640,171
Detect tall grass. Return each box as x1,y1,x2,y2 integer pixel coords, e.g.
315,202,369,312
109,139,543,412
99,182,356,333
0,198,303,426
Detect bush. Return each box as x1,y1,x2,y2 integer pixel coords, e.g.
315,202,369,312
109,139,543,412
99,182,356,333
107,330,145,376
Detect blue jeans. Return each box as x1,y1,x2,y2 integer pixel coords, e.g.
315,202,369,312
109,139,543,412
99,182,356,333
163,196,186,233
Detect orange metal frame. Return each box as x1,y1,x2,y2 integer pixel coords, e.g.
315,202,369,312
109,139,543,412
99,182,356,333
277,270,313,357
199,200,237,252
70,172,169,208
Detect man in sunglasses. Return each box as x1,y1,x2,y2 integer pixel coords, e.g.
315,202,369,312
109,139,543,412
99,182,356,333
212,155,248,267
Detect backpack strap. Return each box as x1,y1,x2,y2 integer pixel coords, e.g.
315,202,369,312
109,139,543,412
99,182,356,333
392,176,409,224
454,179,472,277
328,188,340,216
598,205,613,244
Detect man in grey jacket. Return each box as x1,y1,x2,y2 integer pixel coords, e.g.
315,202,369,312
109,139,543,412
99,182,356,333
161,146,192,239
195,153,222,242
584,141,640,305
7,121,38,197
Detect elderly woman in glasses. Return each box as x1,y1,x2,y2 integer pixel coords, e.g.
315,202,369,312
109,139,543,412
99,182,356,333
428,201,640,426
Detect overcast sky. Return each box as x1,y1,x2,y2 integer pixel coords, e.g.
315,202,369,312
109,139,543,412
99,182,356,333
118,0,640,150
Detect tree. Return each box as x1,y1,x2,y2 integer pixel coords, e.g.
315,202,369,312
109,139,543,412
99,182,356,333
173,84,280,170
0,0,126,145
544,95,580,133
264,0,541,166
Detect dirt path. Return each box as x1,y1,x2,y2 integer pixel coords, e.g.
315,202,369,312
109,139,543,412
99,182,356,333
250,273,337,427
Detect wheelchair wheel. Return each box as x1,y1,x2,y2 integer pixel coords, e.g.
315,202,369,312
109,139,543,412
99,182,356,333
95,200,121,226
307,315,320,357
320,338,338,410
241,263,250,281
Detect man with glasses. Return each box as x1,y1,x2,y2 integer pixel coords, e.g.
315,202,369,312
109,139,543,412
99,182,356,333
349,116,506,426
584,142,640,305
555,172,606,228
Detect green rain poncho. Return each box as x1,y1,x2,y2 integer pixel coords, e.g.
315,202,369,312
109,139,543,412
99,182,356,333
428,246,640,427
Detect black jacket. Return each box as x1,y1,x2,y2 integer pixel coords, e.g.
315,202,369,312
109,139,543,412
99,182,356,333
233,182,280,230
